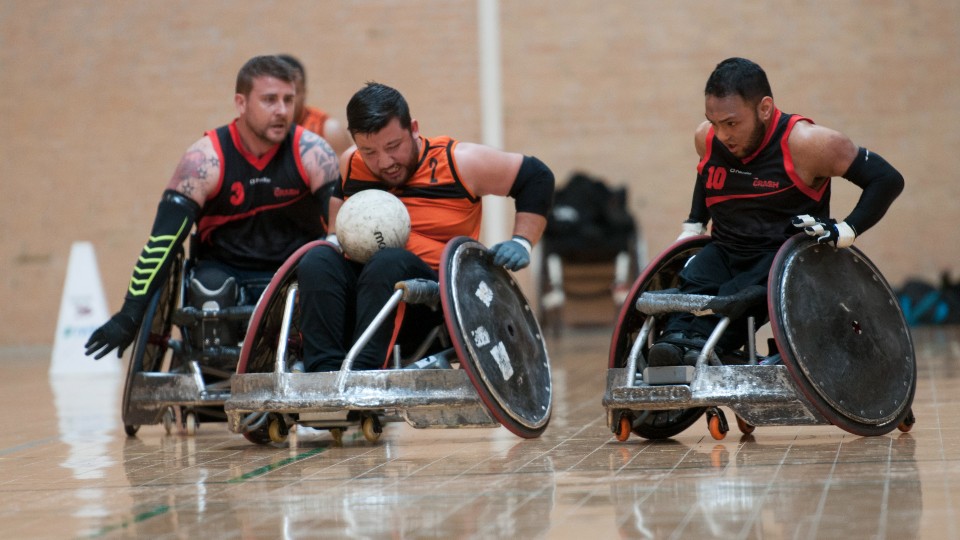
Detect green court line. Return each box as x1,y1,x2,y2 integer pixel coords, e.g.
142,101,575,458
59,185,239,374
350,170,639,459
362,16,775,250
87,447,326,537
89,505,171,537
0,436,58,456
227,446,327,483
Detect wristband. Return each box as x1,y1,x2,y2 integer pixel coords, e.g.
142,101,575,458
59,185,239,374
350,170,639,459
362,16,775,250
511,235,532,253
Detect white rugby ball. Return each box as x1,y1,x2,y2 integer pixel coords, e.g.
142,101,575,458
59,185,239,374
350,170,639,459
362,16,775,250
336,190,411,263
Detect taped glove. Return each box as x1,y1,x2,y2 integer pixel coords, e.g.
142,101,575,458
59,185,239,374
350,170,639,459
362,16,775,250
489,236,532,271
677,220,707,241
792,215,857,248
84,312,138,360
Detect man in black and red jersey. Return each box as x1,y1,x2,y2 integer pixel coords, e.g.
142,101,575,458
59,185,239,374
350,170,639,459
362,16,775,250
298,82,555,373
84,55,340,360
648,57,904,367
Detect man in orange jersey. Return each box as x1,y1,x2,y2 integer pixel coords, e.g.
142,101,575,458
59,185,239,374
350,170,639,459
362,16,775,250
278,54,352,157
298,82,555,373
84,55,341,360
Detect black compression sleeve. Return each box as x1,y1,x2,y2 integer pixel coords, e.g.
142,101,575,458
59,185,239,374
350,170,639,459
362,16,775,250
508,155,555,216
687,176,709,224
841,148,904,235
120,190,199,320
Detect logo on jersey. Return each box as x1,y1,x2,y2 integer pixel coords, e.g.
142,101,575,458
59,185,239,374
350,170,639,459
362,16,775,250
274,187,300,199
753,179,780,189
229,181,245,206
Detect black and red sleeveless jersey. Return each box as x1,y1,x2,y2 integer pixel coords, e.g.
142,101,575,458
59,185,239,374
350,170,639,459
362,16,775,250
342,135,482,270
697,109,830,253
194,120,324,270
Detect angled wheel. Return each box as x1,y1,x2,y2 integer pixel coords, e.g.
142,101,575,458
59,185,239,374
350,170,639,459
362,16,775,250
769,235,916,436
121,248,184,433
608,236,710,440
440,237,552,439
238,240,330,375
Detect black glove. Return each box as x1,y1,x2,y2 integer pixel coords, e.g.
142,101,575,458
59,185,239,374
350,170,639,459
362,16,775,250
84,312,139,360
488,236,532,271
791,215,857,248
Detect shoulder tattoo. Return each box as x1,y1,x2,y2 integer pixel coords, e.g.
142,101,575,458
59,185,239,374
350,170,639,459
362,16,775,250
173,148,219,197
300,130,340,182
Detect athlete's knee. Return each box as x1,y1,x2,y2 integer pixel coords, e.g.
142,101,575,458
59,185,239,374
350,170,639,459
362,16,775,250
362,248,429,281
298,245,345,289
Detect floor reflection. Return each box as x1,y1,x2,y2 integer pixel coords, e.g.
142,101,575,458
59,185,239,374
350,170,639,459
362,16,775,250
611,434,921,539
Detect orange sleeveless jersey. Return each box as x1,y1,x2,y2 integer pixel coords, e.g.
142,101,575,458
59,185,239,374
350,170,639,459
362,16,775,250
343,136,482,270
298,105,329,138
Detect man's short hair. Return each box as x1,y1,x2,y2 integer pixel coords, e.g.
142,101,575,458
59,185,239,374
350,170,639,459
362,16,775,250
704,57,773,104
346,82,412,135
236,55,297,96
277,54,306,83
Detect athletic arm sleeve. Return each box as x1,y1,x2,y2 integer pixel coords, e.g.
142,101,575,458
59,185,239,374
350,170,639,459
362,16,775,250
686,176,709,225
508,155,555,217
120,189,200,321
841,147,904,235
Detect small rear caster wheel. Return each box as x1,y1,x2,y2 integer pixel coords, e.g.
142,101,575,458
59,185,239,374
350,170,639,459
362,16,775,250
898,409,916,433
330,428,345,445
124,424,140,437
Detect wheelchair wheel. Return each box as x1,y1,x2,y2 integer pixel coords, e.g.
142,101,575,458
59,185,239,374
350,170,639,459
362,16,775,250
769,235,917,436
121,248,184,435
237,240,329,374
441,237,552,439
608,236,710,439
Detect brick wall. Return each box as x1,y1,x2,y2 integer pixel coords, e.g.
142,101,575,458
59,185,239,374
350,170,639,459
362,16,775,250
1,0,957,345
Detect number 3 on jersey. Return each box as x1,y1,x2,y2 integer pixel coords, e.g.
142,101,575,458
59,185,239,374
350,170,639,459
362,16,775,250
706,166,727,190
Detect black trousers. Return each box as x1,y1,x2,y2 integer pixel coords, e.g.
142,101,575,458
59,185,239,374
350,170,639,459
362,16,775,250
298,245,442,372
662,242,775,353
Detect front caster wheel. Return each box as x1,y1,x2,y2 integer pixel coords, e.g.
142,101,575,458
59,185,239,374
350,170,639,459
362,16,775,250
361,415,382,442
268,415,289,443
615,415,632,442
707,408,728,440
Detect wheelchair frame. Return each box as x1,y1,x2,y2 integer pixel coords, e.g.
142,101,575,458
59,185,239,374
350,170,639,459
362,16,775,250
225,238,553,445
121,246,264,436
603,235,916,441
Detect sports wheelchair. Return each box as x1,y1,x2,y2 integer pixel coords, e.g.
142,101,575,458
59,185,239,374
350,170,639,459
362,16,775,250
604,234,916,441
224,237,553,444
121,245,271,436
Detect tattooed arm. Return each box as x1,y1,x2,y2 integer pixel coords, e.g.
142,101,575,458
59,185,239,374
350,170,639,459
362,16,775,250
299,129,341,192
84,136,219,360
164,136,222,207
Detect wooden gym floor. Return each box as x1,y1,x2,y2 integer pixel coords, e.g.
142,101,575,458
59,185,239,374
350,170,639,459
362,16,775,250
0,325,957,539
